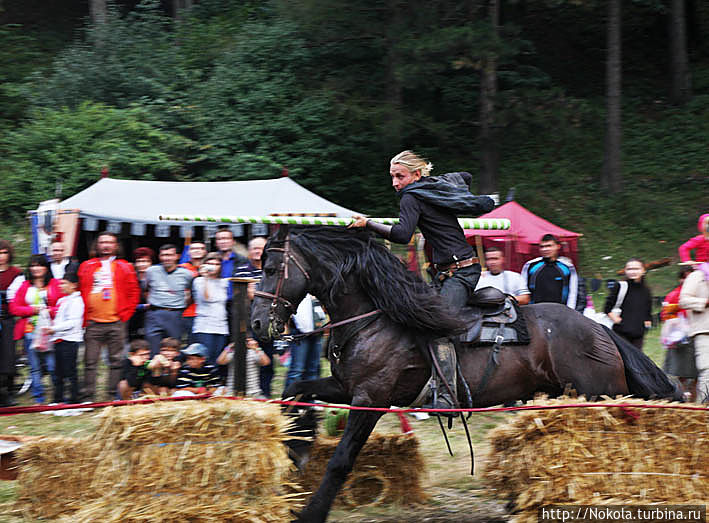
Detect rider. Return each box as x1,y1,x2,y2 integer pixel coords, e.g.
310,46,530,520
350,150,494,410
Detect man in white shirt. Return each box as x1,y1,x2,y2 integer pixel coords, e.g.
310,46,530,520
476,246,530,305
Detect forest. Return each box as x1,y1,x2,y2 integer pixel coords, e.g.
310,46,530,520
0,0,707,276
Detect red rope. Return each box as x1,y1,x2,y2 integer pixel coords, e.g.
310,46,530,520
0,394,212,416
0,394,707,417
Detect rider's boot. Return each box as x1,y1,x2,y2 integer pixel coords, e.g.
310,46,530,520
426,339,459,416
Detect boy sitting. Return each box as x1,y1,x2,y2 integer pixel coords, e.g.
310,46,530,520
146,337,181,395
118,339,151,400
175,343,221,395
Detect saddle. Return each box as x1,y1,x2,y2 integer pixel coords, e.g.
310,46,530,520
459,287,530,346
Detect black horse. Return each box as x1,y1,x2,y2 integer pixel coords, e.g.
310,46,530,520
251,226,679,523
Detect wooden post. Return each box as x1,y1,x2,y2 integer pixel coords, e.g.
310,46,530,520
475,235,486,271
230,277,257,395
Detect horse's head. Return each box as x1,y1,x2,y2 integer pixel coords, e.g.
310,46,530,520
251,226,311,341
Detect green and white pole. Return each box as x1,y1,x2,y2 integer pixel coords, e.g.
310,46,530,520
158,215,511,230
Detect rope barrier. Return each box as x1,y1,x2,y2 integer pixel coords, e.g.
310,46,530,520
1,394,708,417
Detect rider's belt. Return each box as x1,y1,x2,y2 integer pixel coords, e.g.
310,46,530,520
434,257,479,274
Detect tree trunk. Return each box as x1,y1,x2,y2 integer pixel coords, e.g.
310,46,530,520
384,0,404,150
172,0,194,20
602,0,622,193
89,0,107,25
479,0,500,195
669,0,692,105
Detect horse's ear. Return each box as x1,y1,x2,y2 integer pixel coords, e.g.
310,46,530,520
275,224,289,240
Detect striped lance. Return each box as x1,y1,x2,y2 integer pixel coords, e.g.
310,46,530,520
158,215,511,230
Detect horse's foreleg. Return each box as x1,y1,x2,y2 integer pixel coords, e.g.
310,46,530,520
283,376,351,404
294,409,382,523
282,376,351,473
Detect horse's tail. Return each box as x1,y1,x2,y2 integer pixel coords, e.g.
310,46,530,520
605,326,683,401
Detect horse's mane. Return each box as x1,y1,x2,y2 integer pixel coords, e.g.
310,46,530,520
287,226,460,339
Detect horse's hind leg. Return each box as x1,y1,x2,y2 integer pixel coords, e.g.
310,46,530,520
294,409,382,523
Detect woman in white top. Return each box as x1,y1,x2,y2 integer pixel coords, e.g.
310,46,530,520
192,253,229,366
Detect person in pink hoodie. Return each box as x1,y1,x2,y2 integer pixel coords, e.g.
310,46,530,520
679,213,709,263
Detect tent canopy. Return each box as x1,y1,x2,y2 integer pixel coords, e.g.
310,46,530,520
465,201,581,272
31,177,360,259
58,177,359,223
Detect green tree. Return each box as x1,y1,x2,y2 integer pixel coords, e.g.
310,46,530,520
30,1,192,112
192,20,391,213
0,102,195,219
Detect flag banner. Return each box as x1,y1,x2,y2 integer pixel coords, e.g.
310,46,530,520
130,222,146,236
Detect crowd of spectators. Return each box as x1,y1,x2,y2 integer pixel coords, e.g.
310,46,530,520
0,226,292,406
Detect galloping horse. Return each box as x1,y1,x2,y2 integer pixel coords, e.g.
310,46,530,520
251,226,679,523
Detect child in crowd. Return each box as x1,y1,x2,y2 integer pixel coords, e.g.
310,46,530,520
118,339,151,400
45,265,84,404
217,339,270,398
679,213,709,264
146,337,181,395
175,343,221,394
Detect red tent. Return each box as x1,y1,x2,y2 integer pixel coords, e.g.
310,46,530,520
465,201,581,273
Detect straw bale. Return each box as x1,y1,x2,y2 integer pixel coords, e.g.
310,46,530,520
14,399,304,521
483,396,709,522
13,436,108,519
293,432,426,507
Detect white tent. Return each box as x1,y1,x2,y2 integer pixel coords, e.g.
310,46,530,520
32,177,360,256
58,177,359,223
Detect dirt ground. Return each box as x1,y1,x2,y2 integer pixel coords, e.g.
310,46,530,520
328,487,510,522
306,411,514,523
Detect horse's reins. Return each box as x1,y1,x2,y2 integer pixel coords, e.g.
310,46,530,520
283,309,382,343
253,234,381,342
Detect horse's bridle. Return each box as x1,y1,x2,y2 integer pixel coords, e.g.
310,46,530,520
252,233,382,345
253,235,311,335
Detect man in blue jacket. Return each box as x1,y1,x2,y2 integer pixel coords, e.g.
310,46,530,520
521,234,585,312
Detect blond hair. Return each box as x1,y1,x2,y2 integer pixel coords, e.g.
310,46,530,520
390,150,433,177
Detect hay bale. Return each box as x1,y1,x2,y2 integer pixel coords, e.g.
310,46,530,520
294,432,426,507
14,399,303,521
93,399,294,495
483,396,709,522
14,436,108,519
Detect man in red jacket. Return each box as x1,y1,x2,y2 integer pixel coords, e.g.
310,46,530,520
78,232,139,401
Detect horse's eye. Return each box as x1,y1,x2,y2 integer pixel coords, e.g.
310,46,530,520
264,267,276,276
